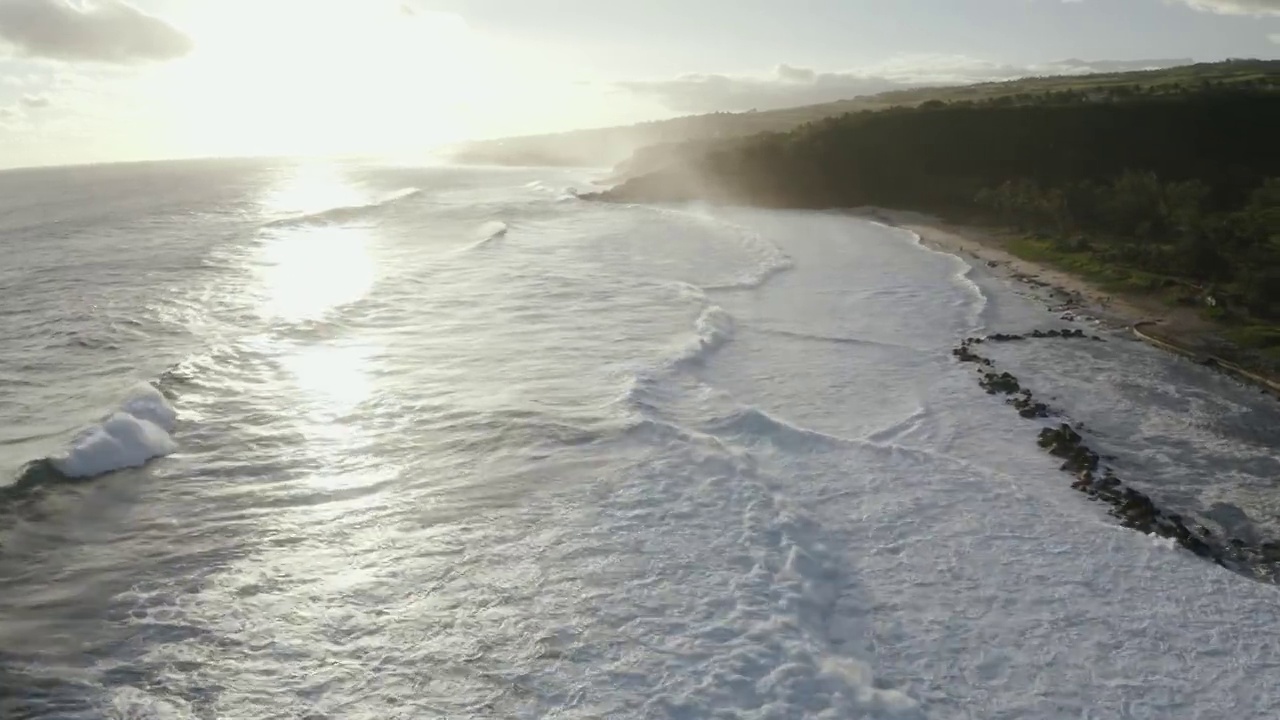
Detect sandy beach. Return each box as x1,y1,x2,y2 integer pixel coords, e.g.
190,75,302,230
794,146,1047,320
866,208,1217,338
859,208,1280,397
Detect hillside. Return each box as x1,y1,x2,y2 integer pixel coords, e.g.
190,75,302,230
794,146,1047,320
452,59,1280,170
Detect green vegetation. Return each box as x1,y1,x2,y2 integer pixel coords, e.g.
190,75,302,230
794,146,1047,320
980,175,1280,322
1003,237,1175,295
1222,325,1280,364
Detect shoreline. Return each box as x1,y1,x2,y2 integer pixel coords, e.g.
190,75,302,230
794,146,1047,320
861,208,1280,397
864,208,1169,332
582,187,1280,397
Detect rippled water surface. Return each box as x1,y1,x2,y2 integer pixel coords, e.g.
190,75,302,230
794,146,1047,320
3,159,1280,719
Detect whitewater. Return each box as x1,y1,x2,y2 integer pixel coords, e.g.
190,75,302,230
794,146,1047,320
2,159,1279,719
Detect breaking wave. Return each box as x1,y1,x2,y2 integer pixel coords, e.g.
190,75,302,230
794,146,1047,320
704,231,794,290
263,187,424,229
674,304,735,368
468,220,510,249
5,384,178,498
892,225,990,332
707,406,851,451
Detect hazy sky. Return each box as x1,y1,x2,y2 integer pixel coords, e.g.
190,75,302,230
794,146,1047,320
0,0,1276,168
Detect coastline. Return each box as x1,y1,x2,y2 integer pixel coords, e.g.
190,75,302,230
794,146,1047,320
581,178,1280,395
865,208,1172,331
862,208,1280,397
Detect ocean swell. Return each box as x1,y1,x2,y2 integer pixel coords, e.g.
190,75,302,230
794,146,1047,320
263,187,424,229
467,221,510,250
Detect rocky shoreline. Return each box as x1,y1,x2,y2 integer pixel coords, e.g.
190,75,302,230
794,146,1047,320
577,193,1280,580
868,208,1280,399
952,330,1280,583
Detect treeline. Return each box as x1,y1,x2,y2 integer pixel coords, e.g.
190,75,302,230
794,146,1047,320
604,88,1280,318
926,75,1279,111
978,174,1280,317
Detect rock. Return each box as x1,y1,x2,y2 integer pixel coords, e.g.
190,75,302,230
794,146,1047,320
1181,535,1214,558
1261,542,1280,562
1060,446,1099,474
1011,394,1050,418
1038,424,1083,454
1116,489,1158,531
952,345,983,363
980,371,1022,395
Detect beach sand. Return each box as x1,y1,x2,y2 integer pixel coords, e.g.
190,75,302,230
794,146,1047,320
867,208,1218,342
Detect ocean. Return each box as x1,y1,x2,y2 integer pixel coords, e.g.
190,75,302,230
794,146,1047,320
3,158,1280,719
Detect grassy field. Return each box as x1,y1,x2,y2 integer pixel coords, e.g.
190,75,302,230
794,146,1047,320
1003,236,1280,368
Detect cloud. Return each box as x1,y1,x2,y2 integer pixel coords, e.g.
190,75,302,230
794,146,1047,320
1171,0,1280,14
619,67,901,114
776,64,817,83
1270,32,1280,43
0,0,193,64
619,57,1193,113
19,93,49,108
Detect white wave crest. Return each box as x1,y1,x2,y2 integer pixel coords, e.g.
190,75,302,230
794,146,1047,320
51,383,178,479
894,224,990,332
674,305,735,367
264,187,423,229
704,229,795,291
468,220,509,249
709,406,851,451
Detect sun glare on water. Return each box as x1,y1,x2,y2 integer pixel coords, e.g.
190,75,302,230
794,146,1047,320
255,164,376,322
258,225,375,322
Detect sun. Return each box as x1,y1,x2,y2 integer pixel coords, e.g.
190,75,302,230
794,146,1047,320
163,1,484,158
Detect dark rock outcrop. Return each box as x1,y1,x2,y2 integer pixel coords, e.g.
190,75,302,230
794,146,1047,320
980,371,1022,395
951,326,1280,584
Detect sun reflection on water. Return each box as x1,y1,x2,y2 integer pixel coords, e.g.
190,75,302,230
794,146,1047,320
252,162,385,488
260,161,365,218
281,340,390,497
281,343,374,422
258,226,375,322
255,163,377,322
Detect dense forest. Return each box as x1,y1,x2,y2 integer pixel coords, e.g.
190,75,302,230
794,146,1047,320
599,85,1280,358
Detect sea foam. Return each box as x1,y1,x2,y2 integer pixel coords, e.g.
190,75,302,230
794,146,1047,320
673,304,734,367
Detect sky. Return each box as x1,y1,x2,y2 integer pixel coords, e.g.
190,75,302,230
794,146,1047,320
0,0,1276,168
